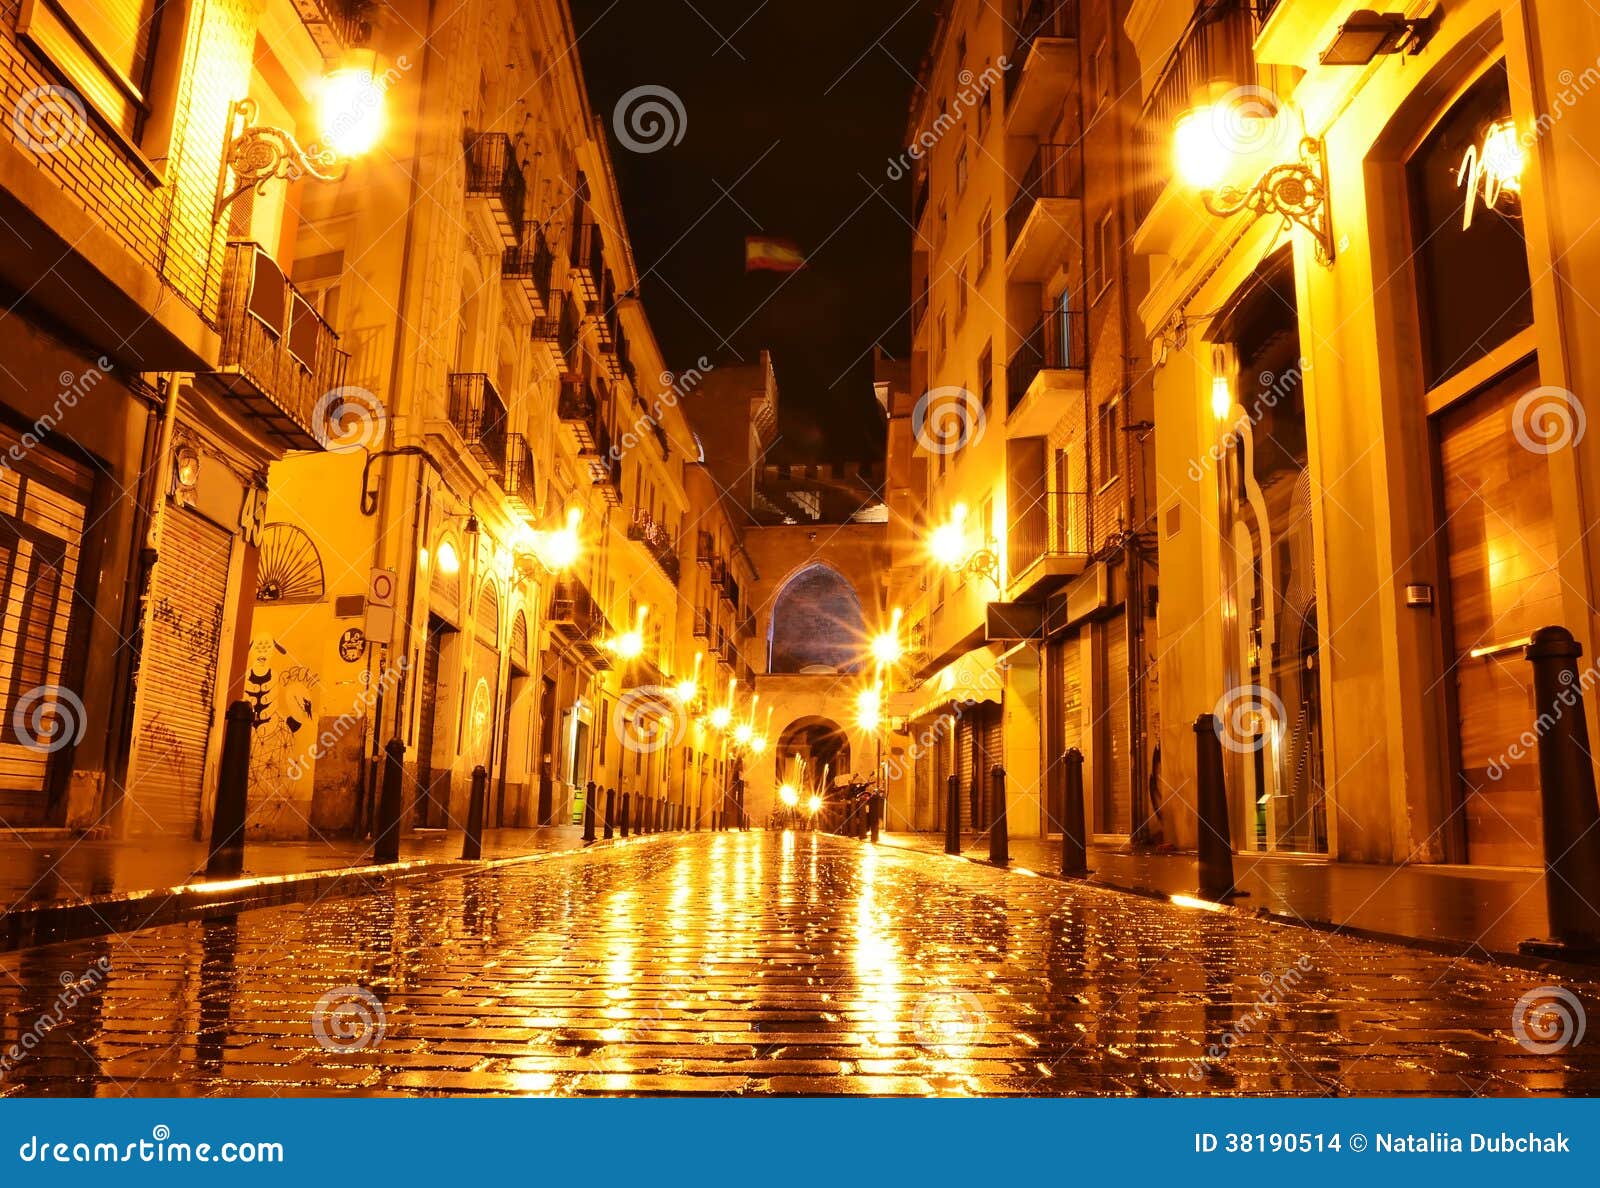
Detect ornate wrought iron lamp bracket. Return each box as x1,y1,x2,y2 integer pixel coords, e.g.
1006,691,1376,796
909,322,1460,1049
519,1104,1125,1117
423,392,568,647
213,98,346,224
1203,136,1334,268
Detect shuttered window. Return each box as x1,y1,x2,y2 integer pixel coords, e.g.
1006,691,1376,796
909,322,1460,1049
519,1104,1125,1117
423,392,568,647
20,0,164,139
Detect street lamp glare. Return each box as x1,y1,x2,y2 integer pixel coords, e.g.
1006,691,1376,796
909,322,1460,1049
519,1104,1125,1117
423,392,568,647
317,68,386,159
807,794,821,815
779,784,799,808
1174,106,1227,191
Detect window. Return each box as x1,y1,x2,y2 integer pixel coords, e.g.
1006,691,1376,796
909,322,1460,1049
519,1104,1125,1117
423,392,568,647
977,89,991,141
1091,40,1110,112
977,206,993,278
955,144,969,197
1097,400,1121,486
937,310,948,362
20,0,167,140
956,265,969,325
937,201,948,249
978,343,993,414
1091,210,1115,300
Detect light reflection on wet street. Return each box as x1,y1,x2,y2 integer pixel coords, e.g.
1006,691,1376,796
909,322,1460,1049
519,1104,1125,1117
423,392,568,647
2,832,1597,1096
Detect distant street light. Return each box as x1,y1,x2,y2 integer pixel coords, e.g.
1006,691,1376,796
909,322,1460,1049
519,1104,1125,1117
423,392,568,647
870,607,903,666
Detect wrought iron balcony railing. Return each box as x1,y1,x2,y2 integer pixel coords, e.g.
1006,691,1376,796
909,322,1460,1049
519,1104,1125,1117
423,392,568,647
1007,0,1080,100
568,221,603,303
214,241,349,451
558,376,600,451
500,432,535,516
1006,141,1083,249
1008,490,1090,579
502,224,554,312
693,607,712,638
1007,307,1086,414
446,372,508,475
627,508,681,585
463,132,526,245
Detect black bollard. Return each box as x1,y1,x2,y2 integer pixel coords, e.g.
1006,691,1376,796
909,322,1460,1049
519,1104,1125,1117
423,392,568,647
619,791,631,838
205,701,253,879
1522,627,1600,954
1061,748,1089,877
373,738,406,864
1194,714,1239,900
988,766,1008,866
945,774,960,855
461,764,487,860
869,791,881,843
583,781,597,843
603,786,616,839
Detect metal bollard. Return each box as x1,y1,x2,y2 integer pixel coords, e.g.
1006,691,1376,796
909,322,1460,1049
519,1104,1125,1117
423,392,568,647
1523,627,1600,954
868,791,881,844
619,791,631,838
1194,714,1239,900
945,774,960,855
603,786,616,840
1061,748,1089,877
373,738,406,864
205,701,253,879
583,781,597,843
461,764,488,860
988,766,1008,866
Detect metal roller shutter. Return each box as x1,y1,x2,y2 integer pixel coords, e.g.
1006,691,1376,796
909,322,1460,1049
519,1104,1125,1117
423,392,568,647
1105,622,1131,836
955,715,975,828
125,508,232,837
975,704,1003,826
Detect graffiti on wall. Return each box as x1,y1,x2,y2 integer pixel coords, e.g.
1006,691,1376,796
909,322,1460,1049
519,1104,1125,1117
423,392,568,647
245,636,320,804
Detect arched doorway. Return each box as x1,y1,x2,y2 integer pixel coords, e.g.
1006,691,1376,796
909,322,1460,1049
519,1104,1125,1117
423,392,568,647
767,564,867,674
775,715,852,807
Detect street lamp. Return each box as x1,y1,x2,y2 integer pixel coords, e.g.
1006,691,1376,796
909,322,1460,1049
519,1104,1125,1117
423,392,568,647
214,54,390,223
1172,89,1334,267
870,607,903,666
513,507,583,579
674,651,703,705
928,503,1001,589
608,605,648,660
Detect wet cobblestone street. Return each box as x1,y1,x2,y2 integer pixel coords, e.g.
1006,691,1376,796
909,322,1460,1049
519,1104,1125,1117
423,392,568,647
2,832,1597,1097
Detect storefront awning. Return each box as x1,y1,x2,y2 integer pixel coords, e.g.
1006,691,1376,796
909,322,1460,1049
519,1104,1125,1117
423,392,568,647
896,643,1006,723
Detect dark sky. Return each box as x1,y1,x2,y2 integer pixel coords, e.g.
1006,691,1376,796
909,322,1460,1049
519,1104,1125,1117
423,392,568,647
568,0,937,463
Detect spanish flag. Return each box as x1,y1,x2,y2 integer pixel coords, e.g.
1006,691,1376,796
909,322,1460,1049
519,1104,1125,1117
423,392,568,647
745,236,805,273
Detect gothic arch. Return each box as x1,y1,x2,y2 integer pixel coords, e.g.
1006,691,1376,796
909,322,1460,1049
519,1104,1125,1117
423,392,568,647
766,563,866,675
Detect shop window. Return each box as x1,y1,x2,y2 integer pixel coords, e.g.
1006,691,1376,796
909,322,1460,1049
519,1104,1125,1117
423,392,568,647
1407,62,1533,388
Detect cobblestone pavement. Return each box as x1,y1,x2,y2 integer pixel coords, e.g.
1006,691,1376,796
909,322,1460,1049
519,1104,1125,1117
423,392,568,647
1,832,1597,1097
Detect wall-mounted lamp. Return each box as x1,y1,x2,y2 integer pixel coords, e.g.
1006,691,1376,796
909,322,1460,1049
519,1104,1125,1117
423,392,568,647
213,54,389,224
1319,9,1437,67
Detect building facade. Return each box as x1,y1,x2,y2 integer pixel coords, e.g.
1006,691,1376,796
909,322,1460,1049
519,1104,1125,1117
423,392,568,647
889,0,1157,846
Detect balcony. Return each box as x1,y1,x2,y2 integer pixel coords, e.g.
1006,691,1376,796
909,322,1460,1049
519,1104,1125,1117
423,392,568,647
912,169,929,227
1132,0,1280,231
548,577,611,669
1006,308,1086,436
697,531,715,566
464,132,525,248
693,608,712,639
627,508,681,585
502,224,554,319
212,241,349,451
569,221,603,304
737,612,756,640
589,426,622,506
530,314,562,370
1005,0,1080,133
558,376,600,451
446,373,508,476
1007,491,1090,602
499,432,535,516
1005,142,1082,281
289,0,371,57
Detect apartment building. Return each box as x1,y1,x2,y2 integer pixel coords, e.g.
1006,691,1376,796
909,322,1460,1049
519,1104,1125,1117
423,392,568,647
892,0,1155,843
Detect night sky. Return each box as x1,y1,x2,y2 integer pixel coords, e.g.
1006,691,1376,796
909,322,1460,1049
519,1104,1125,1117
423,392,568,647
568,0,937,463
